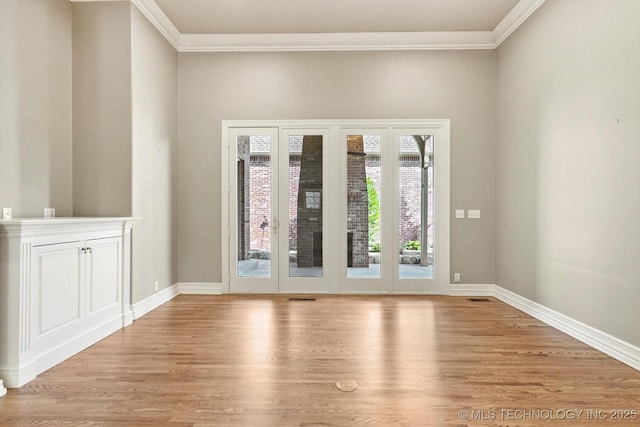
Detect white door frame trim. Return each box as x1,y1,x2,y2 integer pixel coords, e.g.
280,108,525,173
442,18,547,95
221,119,450,294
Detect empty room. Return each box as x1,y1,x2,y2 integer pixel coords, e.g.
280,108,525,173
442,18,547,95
1,0,639,425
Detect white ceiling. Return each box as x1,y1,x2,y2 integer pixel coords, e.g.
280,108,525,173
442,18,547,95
127,0,546,51
154,0,520,34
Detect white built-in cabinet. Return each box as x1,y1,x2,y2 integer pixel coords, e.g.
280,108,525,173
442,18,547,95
0,218,137,388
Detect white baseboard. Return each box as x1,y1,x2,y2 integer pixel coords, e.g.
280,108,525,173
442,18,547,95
449,283,495,296
493,285,640,372
131,284,180,320
130,283,222,321
178,282,223,295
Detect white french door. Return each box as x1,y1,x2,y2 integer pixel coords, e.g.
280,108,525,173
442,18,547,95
228,127,332,293
338,128,391,293
228,127,280,293
223,120,449,295
278,128,331,293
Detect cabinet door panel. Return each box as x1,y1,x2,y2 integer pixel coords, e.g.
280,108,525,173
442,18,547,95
32,242,83,336
87,237,121,313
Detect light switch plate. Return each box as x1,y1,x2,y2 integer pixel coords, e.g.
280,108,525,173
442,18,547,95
455,209,465,219
468,209,481,219
2,208,12,220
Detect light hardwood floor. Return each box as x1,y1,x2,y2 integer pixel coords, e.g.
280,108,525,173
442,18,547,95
1,295,639,426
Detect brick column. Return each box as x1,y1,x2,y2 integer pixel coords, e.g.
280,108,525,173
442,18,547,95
296,136,323,267
347,135,369,268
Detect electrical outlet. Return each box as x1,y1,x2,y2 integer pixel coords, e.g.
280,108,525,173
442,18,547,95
154,281,159,292
454,273,461,282
2,208,12,220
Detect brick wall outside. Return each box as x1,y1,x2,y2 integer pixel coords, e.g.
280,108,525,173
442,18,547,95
296,136,324,267
347,135,369,267
246,154,432,256
399,156,434,250
237,136,251,259
288,161,300,251
248,156,271,252
399,157,422,244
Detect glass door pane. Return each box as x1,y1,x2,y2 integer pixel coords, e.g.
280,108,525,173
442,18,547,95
346,135,381,279
340,130,389,294
287,134,323,278
398,134,434,280
237,135,273,278
230,128,279,293
279,129,330,293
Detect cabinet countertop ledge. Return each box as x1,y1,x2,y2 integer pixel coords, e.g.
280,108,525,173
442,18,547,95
0,217,142,236
0,217,142,225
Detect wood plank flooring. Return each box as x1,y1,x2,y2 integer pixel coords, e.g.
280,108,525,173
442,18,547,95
1,295,639,426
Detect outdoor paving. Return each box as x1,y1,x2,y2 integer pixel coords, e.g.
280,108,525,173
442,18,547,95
237,260,433,280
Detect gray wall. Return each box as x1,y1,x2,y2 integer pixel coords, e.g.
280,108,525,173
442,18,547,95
72,1,178,303
177,50,496,284
1,0,178,306
72,1,132,217
496,0,640,345
131,6,179,301
72,1,178,304
0,0,72,217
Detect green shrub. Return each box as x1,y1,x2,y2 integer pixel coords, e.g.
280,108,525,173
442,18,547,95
403,240,421,251
367,177,380,244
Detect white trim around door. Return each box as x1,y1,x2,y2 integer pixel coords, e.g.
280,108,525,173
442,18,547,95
221,119,450,295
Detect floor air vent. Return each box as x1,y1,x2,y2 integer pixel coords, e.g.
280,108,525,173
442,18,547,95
467,298,491,302
288,297,316,301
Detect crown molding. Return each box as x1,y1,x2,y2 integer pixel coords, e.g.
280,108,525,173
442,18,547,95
179,31,496,52
69,0,181,49
130,0,180,49
493,0,546,47
71,0,546,52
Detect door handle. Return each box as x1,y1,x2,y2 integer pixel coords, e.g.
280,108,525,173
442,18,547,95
272,216,278,234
